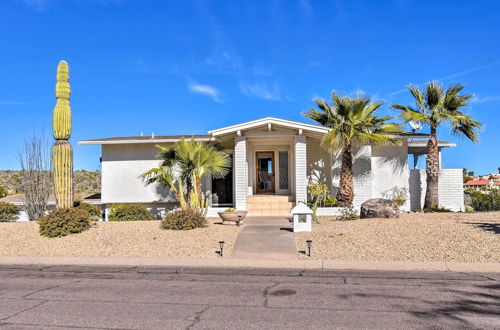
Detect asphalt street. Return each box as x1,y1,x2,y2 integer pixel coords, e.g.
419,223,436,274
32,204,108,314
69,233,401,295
0,264,498,329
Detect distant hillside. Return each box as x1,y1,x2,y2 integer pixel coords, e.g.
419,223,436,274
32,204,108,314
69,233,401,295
0,170,101,195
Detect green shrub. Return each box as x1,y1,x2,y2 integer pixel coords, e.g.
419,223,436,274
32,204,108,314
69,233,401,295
108,203,155,221
77,203,102,220
160,208,207,230
423,206,451,213
0,202,20,222
469,189,500,211
0,186,7,198
337,206,359,221
38,208,91,238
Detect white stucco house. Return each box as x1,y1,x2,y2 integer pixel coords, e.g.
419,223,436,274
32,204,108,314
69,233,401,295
79,117,465,219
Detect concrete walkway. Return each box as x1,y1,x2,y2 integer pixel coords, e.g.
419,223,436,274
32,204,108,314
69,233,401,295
231,216,297,260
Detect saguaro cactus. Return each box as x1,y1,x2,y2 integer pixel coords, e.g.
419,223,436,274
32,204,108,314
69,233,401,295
52,61,73,208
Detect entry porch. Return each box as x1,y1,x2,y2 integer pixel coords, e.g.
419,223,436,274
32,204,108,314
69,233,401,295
205,117,329,216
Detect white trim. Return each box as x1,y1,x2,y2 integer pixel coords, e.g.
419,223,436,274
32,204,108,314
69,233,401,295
78,137,212,145
408,140,456,148
208,117,329,136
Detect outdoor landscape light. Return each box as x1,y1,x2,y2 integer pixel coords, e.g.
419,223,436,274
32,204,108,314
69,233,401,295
306,240,312,257
237,215,243,227
219,241,225,257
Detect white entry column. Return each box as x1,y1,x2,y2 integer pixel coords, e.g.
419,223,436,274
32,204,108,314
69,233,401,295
295,135,307,203
234,136,248,210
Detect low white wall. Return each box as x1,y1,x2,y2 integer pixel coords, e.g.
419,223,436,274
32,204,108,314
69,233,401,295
103,202,178,221
315,207,347,217
12,204,56,222
409,169,465,212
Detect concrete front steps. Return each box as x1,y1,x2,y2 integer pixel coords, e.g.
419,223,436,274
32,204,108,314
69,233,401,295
246,195,295,217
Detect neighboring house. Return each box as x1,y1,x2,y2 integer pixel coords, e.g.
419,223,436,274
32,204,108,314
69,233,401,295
79,117,465,219
464,179,500,190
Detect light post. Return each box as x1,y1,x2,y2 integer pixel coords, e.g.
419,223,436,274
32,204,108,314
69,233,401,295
306,240,312,257
219,241,225,257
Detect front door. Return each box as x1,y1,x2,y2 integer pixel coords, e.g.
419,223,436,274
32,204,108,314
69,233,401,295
256,151,275,194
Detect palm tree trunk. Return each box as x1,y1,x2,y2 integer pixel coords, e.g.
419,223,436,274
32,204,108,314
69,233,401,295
336,143,354,206
196,177,202,200
424,127,440,209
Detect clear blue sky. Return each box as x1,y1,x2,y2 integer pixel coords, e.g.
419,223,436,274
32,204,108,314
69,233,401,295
1,0,499,175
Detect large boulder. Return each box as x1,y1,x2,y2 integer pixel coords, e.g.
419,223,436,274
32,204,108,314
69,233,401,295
360,198,399,219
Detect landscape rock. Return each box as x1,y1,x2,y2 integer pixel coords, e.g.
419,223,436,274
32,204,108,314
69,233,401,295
360,198,399,219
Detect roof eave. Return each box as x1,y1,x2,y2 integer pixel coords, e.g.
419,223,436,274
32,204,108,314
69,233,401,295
78,137,213,145
208,117,329,136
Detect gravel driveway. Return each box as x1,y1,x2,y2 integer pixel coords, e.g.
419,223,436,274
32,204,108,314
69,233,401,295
295,212,500,262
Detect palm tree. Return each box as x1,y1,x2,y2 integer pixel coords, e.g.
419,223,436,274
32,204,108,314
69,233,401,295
391,82,481,209
140,138,230,208
304,93,403,206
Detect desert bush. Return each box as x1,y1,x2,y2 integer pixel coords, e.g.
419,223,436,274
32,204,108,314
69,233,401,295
77,203,102,221
382,186,408,207
0,185,7,198
337,206,359,221
0,202,20,222
469,189,500,211
38,207,91,238
160,208,207,230
108,203,155,221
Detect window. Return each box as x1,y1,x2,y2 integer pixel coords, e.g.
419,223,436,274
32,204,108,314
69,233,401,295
279,151,289,190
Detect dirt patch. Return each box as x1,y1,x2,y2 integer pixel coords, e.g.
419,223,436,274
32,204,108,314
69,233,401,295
0,218,239,258
295,212,500,262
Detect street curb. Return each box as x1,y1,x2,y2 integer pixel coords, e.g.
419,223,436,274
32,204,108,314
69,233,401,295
0,256,499,272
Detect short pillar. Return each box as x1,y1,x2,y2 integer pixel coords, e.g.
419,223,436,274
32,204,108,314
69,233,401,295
291,202,313,232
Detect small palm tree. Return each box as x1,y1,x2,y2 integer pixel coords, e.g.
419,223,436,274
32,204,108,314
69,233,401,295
304,93,403,206
140,138,230,209
391,82,481,209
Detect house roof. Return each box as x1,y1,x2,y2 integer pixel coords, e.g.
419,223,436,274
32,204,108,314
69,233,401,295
464,180,491,186
77,116,454,146
79,135,212,145
208,117,330,136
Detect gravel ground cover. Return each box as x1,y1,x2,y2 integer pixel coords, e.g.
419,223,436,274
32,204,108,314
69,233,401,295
295,212,500,262
0,218,239,258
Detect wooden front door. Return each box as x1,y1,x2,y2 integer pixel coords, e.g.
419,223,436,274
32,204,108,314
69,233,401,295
256,151,275,194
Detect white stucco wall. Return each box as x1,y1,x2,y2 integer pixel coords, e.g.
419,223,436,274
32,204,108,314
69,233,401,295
371,140,410,211
307,137,333,192
409,169,465,212
101,144,176,204
329,145,373,209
